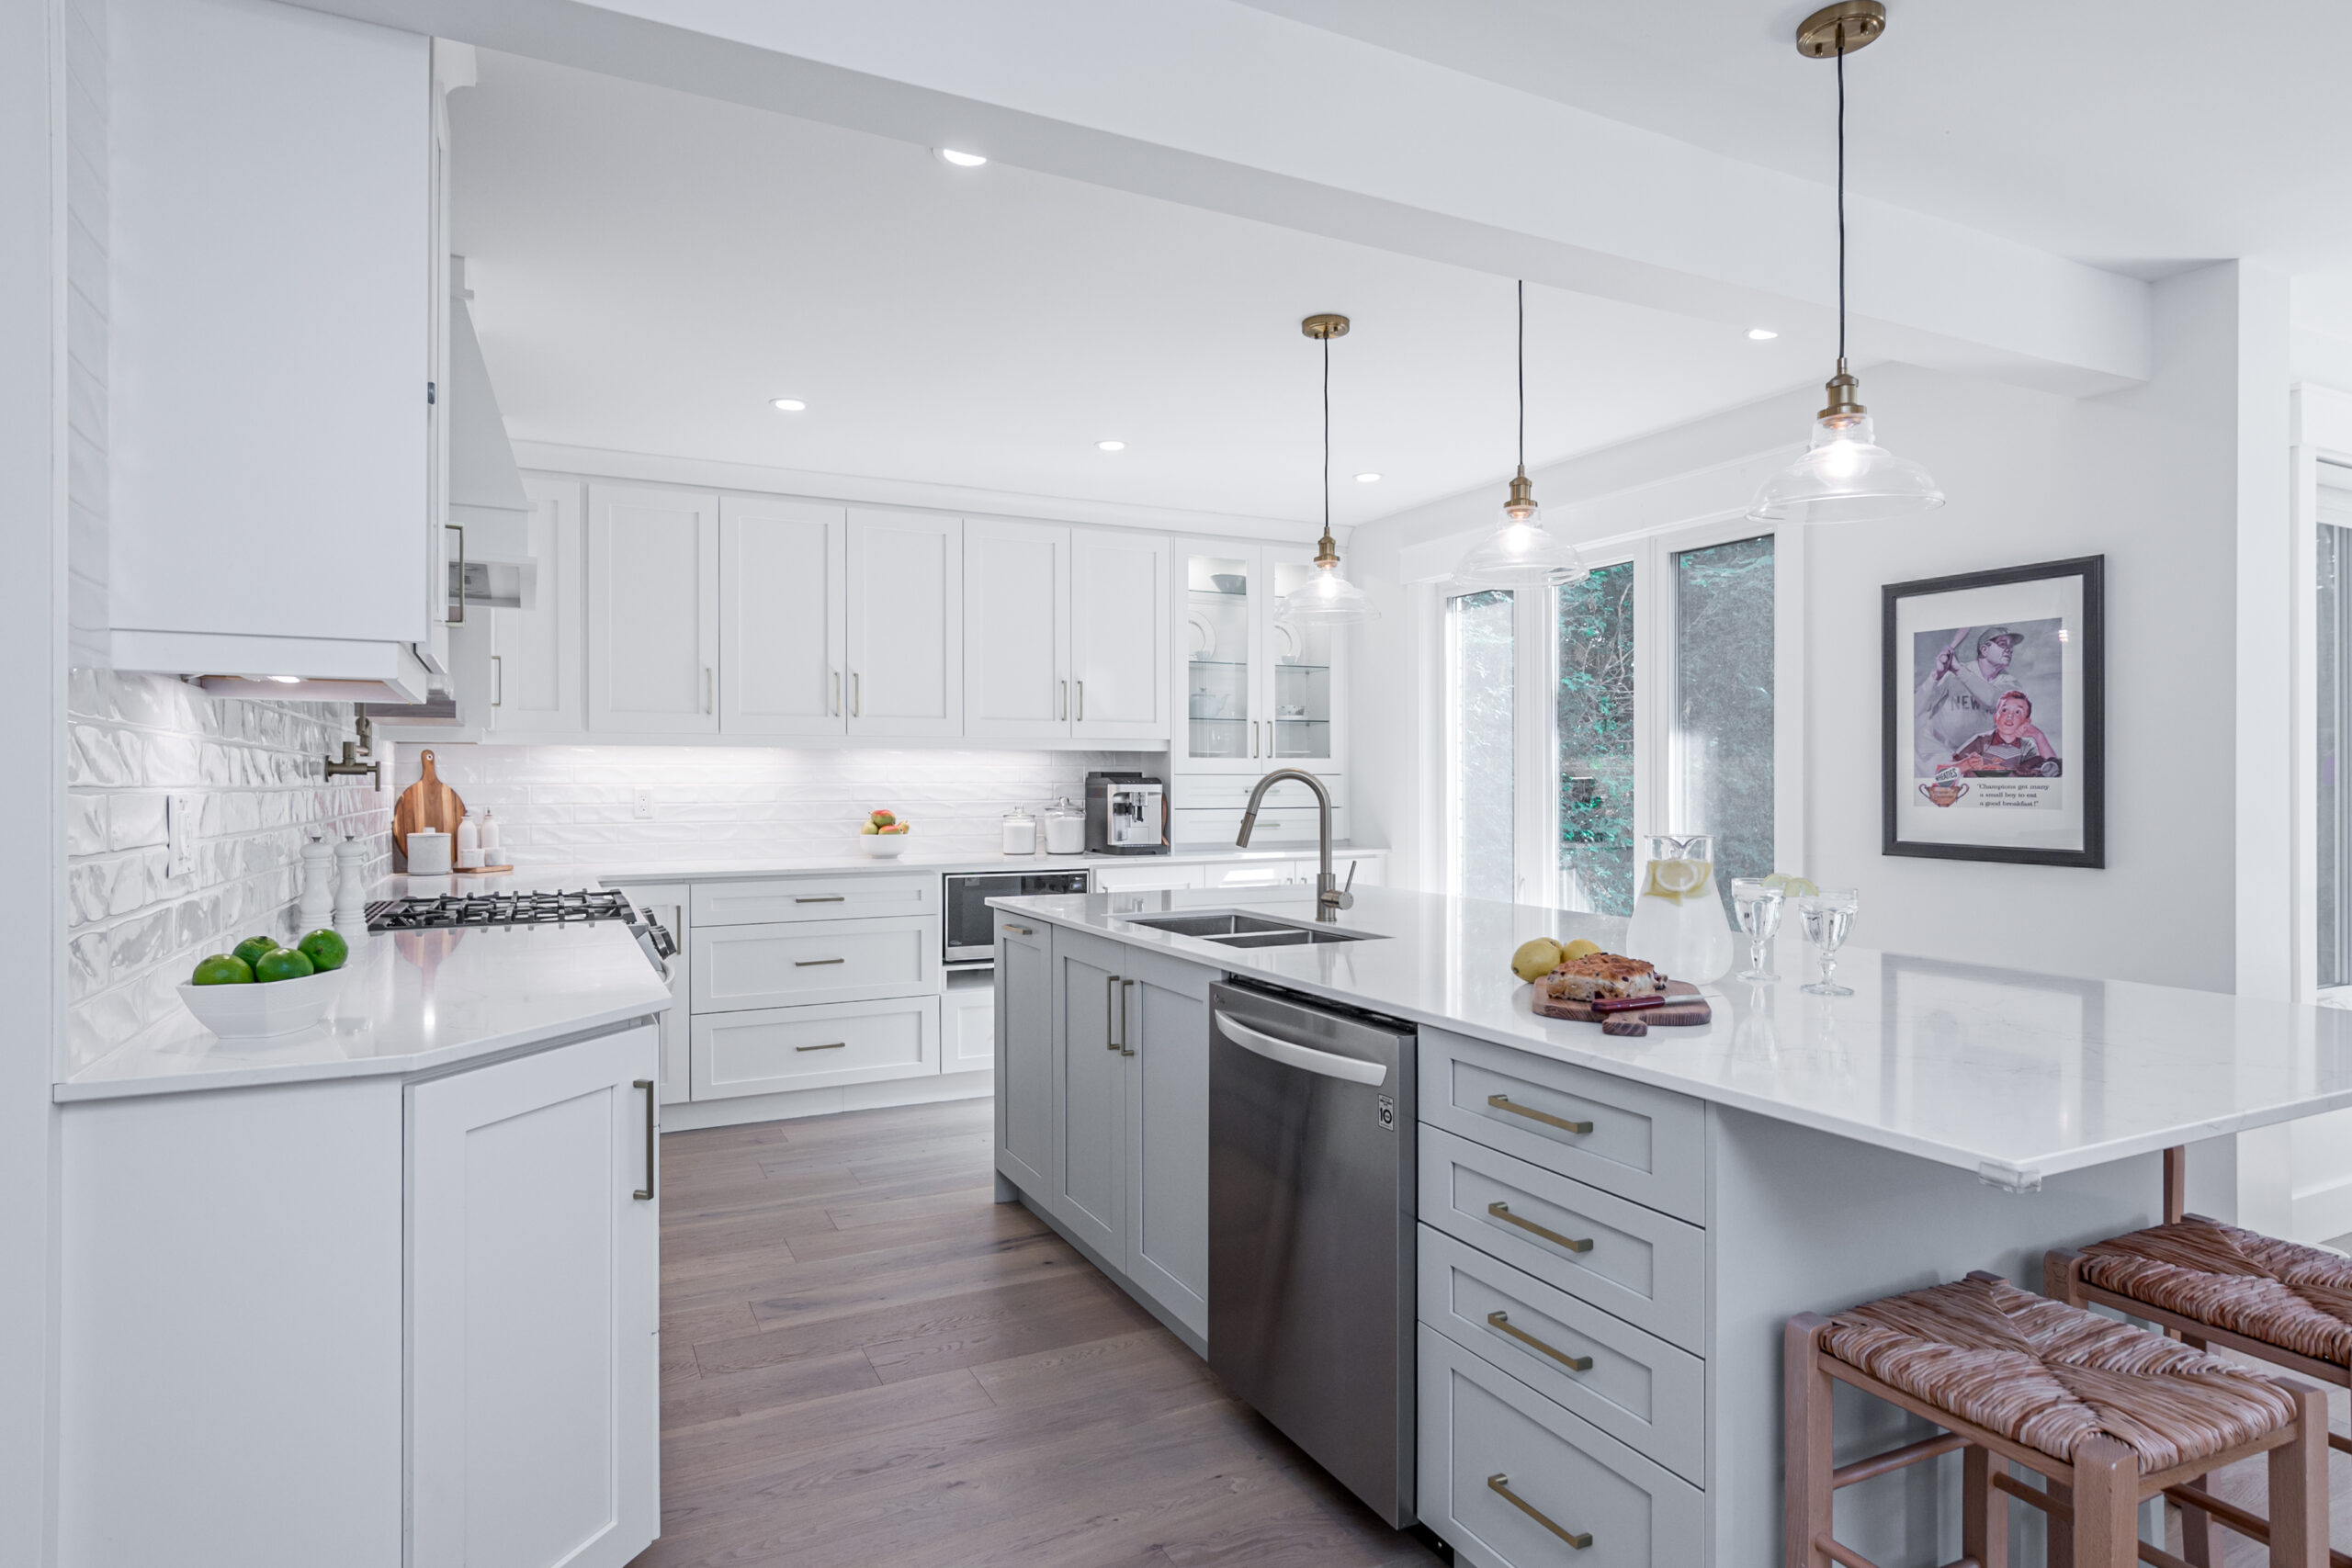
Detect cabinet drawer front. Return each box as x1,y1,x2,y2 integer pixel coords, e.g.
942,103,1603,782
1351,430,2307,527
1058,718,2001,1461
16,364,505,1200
690,873,935,926
1091,862,1206,893
1197,857,1304,889
690,997,938,1099
1419,1325,1702,1568
1420,1127,1705,1352
1170,807,1347,848
1419,1226,1703,1485
1424,1029,1705,1224
1176,773,1345,811
691,916,934,1011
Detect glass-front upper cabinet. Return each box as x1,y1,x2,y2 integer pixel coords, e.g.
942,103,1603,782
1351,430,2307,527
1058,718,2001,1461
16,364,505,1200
1267,550,1335,763
1182,549,1256,765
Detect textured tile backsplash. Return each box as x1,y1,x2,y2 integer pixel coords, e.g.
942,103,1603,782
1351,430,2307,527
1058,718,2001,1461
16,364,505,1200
399,743,1165,870
66,671,391,1071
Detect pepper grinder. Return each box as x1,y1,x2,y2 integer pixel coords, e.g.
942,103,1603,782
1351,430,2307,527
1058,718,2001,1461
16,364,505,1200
333,833,370,945
298,834,335,931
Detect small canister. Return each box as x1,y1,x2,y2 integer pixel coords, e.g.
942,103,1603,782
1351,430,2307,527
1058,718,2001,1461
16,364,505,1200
407,829,452,876
1001,807,1036,856
1043,797,1086,856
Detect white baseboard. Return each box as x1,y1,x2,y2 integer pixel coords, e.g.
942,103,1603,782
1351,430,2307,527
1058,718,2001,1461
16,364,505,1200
661,1070,990,1133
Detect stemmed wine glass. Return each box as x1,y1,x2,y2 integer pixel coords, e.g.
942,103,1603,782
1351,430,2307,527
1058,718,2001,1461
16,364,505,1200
1729,878,1783,981
1797,888,1860,997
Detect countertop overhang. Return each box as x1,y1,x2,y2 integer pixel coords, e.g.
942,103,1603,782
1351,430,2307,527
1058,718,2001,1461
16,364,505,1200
990,885,2352,1190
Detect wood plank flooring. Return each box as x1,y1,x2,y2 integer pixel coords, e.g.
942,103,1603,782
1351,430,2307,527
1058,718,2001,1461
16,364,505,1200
633,1098,1444,1568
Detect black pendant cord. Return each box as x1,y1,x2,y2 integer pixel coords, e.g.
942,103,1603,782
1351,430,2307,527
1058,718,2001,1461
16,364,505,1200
1517,278,1526,471
1836,36,1848,367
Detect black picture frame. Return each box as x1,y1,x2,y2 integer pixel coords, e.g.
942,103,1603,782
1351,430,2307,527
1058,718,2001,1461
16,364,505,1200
1881,555,2105,868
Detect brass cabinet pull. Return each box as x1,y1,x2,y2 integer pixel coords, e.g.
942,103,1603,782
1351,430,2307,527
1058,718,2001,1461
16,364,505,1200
1002,924,1034,936
1488,1093,1593,1135
632,1079,655,1201
794,1041,847,1053
794,957,846,967
1487,1310,1592,1371
1107,974,1123,1051
1487,1201,1593,1254
1487,1474,1590,1550
1119,977,1136,1055
793,895,846,904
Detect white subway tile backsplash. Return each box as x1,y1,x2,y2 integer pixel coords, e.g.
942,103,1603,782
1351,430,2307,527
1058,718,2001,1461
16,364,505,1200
64,670,392,1074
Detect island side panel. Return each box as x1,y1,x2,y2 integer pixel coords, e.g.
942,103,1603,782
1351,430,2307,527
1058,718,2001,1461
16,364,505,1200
1704,1106,2158,1568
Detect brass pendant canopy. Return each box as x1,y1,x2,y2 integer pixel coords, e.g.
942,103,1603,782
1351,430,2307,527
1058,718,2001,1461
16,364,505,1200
1301,313,1351,342
1795,0,1885,58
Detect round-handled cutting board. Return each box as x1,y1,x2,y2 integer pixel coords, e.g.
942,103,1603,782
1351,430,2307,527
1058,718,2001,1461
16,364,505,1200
391,748,464,859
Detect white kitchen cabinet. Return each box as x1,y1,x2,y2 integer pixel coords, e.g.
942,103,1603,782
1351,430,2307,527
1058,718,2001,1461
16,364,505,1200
408,1026,660,1568
692,915,937,1012
1050,928,1129,1261
944,970,997,1075
1171,540,1349,776
1091,862,1208,893
1120,945,1212,1338
624,883,692,1105
690,996,938,1100
847,509,963,737
490,476,586,735
587,484,719,734
107,0,437,694
721,497,847,737
1072,528,1171,739
994,913,1057,1196
964,519,1069,738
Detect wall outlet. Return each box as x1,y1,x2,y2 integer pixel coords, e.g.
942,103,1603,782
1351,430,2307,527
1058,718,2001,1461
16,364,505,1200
633,788,654,820
166,793,198,878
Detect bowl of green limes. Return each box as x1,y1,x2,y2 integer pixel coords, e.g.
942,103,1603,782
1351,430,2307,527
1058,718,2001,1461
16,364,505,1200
177,929,353,1039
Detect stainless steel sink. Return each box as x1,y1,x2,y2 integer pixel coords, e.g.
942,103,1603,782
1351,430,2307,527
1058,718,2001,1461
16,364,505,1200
1120,910,1379,945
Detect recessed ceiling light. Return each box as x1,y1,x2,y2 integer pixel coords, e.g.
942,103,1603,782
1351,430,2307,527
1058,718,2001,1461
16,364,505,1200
1355,472,1382,484
1096,440,1125,452
1747,328,1779,341
936,148,988,168
770,398,807,412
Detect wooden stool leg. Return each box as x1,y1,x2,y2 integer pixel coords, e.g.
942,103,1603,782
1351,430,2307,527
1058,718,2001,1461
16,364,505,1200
2048,1478,2075,1568
2177,1472,2215,1565
2071,1436,2140,1568
1963,1444,2007,1568
1784,1314,1834,1568
2269,1381,2329,1568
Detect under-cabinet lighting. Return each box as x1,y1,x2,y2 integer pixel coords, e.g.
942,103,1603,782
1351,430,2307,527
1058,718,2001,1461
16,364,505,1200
1355,472,1382,483
770,398,807,412
1096,440,1125,452
1747,328,1780,341
936,148,988,168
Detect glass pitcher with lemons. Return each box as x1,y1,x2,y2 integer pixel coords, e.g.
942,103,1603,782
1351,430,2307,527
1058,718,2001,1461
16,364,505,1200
1622,833,1735,984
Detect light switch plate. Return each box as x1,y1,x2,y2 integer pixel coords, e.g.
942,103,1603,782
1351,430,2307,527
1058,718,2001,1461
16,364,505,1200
633,788,654,820
166,793,198,877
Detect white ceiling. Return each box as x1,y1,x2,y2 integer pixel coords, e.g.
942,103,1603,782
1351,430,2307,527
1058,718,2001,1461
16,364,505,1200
1238,0,2352,277
451,51,1836,529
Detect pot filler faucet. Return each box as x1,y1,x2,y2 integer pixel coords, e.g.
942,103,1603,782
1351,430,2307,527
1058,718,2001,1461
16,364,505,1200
1237,768,1353,922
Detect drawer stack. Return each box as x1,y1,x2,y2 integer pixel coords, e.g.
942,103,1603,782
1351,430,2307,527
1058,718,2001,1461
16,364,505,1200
1417,1030,1707,1566
686,873,943,1100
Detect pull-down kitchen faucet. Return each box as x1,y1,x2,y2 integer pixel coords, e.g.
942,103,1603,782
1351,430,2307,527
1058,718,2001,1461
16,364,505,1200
1237,768,1353,922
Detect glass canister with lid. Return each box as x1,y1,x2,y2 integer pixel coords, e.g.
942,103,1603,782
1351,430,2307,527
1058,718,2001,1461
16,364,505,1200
1042,797,1087,855
1001,807,1037,856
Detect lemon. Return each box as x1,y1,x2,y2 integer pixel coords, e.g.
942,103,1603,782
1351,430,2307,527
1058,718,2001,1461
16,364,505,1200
190,953,253,986
1510,938,1564,983
1561,938,1601,962
1642,858,1711,903
1764,873,1820,898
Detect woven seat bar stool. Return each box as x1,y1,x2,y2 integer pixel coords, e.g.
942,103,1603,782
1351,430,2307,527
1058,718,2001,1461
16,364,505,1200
2051,1215,2352,1568
1787,1272,2328,1568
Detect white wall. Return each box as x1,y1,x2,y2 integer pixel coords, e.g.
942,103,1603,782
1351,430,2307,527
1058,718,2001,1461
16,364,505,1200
1351,262,2286,997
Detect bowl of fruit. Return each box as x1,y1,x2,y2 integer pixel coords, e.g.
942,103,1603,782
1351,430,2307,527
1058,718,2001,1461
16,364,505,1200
859,809,913,857
177,929,353,1040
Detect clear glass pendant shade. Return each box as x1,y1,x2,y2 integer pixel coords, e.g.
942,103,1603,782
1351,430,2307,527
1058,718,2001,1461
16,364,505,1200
1277,558,1379,626
1453,499,1589,590
1747,411,1943,525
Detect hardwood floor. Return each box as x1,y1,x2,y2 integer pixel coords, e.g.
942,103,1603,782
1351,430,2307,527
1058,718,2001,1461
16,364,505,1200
634,1098,1444,1568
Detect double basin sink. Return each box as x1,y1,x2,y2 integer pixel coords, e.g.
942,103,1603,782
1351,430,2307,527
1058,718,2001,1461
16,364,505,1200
1121,910,1381,949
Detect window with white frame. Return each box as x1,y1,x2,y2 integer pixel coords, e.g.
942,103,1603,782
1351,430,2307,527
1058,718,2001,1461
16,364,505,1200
1441,518,1797,918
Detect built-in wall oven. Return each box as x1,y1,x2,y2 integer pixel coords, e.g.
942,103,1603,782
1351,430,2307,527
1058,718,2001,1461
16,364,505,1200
943,870,1091,964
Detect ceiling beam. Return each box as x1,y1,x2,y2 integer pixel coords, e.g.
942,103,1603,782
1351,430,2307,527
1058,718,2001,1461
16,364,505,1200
304,0,2152,394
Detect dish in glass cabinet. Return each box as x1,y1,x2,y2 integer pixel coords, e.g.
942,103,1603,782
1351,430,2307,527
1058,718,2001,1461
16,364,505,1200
1276,621,1301,662
1210,573,1246,594
1186,610,1216,658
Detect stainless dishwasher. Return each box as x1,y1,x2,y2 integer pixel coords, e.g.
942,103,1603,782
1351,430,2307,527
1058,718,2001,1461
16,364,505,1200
1207,980,1416,1528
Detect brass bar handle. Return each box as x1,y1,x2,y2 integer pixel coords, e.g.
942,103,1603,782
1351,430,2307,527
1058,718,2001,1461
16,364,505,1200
1107,974,1123,1051
1487,1310,1593,1371
446,523,466,624
794,957,846,967
633,1078,655,1201
794,1042,848,1053
1488,1093,1594,1135
1488,1201,1593,1254
793,895,846,903
1120,977,1136,1055
1487,1475,1590,1551
1002,924,1034,936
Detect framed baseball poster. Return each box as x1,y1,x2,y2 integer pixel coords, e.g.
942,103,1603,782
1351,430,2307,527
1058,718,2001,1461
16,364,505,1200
1882,556,2104,867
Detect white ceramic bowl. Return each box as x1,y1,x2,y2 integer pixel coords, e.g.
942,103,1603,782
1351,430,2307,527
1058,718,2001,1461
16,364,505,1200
177,964,350,1040
859,833,910,858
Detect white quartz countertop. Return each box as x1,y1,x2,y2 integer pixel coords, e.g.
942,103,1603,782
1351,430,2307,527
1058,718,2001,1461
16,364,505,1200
587,842,1386,884
57,874,673,1102
994,885,2352,1190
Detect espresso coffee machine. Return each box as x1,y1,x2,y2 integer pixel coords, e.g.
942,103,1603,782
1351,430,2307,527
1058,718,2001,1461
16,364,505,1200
1085,772,1170,855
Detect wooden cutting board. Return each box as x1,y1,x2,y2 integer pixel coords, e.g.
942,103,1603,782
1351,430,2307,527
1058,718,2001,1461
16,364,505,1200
391,748,463,859
1532,979,1712,1028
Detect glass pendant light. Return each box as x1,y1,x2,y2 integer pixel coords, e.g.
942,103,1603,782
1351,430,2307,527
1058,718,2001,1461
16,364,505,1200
1277,313,1380,626
1748,1,1943,525
1453,280,1589,590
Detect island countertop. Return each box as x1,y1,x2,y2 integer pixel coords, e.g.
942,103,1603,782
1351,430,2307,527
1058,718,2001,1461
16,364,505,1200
991,884,2352,1190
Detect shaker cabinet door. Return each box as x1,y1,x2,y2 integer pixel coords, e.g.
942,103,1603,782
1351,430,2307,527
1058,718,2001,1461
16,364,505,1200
846,510,963,737
1070,528,1170,740
408,1026,660,1568
490,477,586,735
586,484,720,734
1051,931,1128,1261
995,916,1057,1197
963,519,1069,739
1123,948,1212,1338
720,496,846,737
